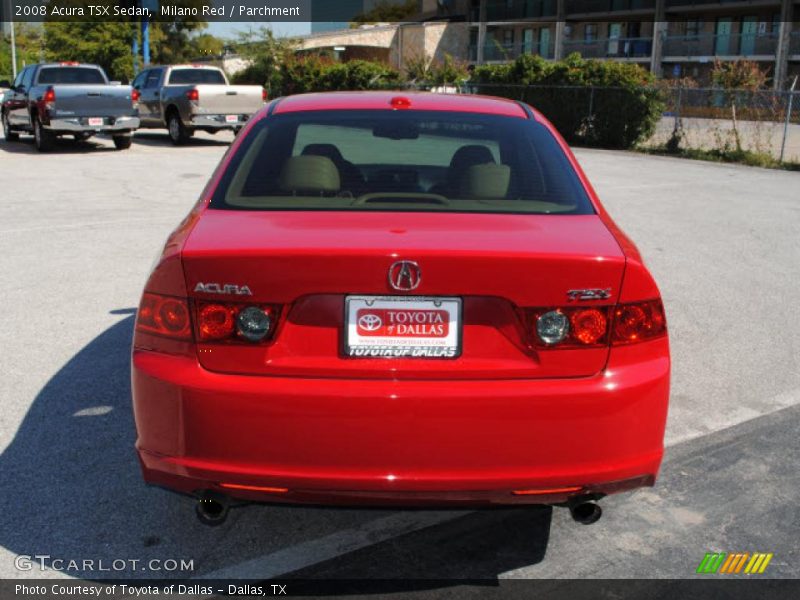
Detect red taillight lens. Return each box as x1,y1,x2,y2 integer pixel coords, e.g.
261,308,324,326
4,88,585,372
197,303,236,341
262,88,268,102
611,300,666,345
43,88,56,104
196,302,280,344
186,89,199,102
136,293,192,340
528,300,665,348
570,308,608,345
131,89,141,103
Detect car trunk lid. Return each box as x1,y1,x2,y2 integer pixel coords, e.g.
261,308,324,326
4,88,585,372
182,210,625,380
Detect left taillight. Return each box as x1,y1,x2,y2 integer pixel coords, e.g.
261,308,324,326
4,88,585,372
136,293,192,340
527,299,666,349
262,88,268,102
43,87,56,106
186,88,199,102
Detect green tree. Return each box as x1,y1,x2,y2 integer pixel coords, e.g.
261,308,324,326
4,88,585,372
1,24,45,82
189,34,225,59
229,27,294,91
44,22,137,82
351,0,419,26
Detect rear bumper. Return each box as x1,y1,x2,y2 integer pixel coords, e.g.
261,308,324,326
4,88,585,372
132,338,670,506
46,116,139,133
189,114,248,129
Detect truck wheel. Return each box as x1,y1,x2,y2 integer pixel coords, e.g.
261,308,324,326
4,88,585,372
167,112,190,145
112,134,133,150
2,112,19,142
33,117,55,152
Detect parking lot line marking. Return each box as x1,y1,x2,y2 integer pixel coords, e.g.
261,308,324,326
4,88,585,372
196,510,469,580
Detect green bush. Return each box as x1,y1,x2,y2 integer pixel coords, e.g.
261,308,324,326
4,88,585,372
472,53,664,149
267,55,403,96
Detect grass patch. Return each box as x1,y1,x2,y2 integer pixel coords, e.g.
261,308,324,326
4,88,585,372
639,145,800,171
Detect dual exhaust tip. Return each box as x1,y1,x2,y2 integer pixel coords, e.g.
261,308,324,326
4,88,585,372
194,490,603,527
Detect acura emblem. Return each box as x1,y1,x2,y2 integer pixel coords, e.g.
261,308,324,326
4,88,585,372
388,260,421,291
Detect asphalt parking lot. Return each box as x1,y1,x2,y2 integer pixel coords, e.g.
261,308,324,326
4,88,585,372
0,129,798,586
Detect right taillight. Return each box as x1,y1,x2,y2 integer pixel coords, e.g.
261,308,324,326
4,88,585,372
131,88,141,106
528,299,665,348
610,299,666,345
136,293,192,340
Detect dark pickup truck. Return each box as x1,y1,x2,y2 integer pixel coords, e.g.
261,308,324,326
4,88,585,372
1,62,140,151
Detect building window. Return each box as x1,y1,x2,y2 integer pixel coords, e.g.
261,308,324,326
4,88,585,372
685,20,700,39
503,29,514,48
584,24,598,43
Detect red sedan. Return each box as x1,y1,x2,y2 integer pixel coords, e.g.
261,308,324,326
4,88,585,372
132,92,669,526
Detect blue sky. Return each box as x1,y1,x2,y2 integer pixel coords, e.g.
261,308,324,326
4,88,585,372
207,21,311,40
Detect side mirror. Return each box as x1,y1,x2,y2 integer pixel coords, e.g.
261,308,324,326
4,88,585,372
0,80,10,89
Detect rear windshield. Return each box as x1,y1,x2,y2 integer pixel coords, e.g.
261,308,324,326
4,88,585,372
210,110,594,215
168,69,226,85
37,67,106,85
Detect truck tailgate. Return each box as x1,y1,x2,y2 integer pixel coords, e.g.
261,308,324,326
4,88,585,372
195,85,263,115
52,85,134,117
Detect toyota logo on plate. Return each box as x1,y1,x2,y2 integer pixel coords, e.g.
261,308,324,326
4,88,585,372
388,260,421,291
358,313,383,331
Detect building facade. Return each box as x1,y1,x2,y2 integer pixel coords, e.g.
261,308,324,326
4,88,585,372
463,0,799,88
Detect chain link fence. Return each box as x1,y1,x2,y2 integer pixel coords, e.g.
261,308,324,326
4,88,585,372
645,87,800,163
435,82,800,164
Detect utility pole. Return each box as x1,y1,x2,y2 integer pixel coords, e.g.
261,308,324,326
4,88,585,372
10,15,16,79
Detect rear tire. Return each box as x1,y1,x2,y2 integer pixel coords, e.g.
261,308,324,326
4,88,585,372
167,112,190,145
2,111,19,142
33,117,55,152
112,134,132,150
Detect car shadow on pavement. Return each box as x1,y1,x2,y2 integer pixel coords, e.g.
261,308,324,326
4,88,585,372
133,132,232,148
0,136,118,154
0,315,550,585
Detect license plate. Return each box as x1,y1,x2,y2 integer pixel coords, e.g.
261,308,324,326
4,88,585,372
345,296,461,359
225,115,238,123
87,118,103,127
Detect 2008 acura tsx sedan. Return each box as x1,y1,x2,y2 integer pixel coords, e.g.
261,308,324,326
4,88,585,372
131,92,670,526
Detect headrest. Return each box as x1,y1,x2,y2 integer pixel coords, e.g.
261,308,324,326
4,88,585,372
302,143,345,164
449,145,496,171
279,156,341,194
458,163,511,199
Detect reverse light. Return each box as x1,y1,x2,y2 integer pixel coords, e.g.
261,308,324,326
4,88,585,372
536,311,569,345
136,293,192,340
236,306,272,342
186,89,199,102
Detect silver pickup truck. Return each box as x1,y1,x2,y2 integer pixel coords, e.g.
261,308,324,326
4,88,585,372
1,63,140,151
132,65,266,145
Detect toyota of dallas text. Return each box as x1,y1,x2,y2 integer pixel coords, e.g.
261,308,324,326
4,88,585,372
131,91,670,526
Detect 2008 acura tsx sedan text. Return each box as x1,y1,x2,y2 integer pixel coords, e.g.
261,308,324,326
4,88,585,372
131,92,670,526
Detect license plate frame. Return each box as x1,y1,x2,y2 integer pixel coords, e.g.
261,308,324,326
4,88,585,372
344,295,462,359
